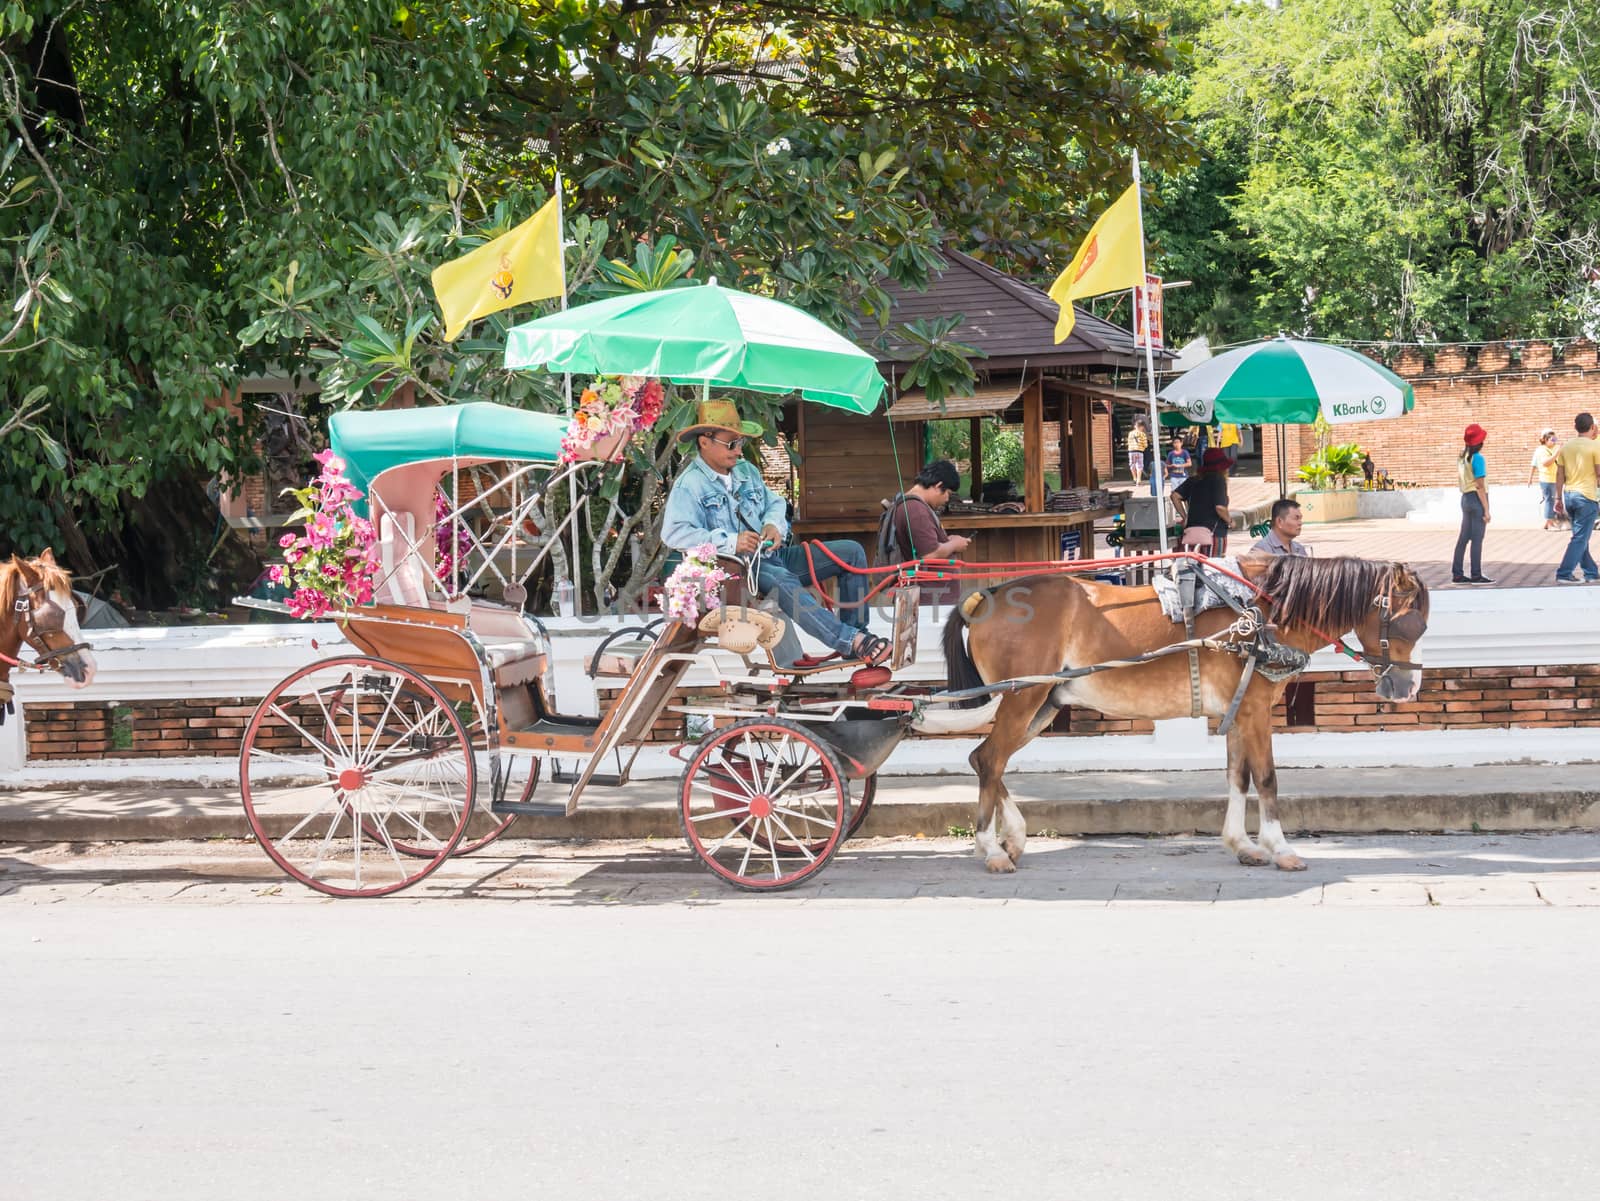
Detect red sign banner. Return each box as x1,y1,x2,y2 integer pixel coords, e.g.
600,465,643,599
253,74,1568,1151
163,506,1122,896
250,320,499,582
1134,274,1164,350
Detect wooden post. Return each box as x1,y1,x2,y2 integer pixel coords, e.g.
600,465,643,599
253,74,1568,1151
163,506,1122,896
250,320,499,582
795,402,808,520
968,416,984,501
1023,376,1045,512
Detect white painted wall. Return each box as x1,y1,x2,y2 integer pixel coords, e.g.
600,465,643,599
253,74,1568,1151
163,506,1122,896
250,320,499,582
4,585,1597,781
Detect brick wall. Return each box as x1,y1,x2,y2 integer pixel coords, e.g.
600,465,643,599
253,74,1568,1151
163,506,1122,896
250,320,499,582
1264,340,1600,488
23,661,1597,759
1276,662,1599,732
25,698,267,759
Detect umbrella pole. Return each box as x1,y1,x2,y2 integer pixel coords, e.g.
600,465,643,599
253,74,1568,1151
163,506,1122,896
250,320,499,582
555,170,582,617
1277,425,1287,500
1131,151,1168,553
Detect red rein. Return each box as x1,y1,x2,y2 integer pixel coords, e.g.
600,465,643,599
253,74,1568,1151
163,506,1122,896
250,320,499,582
798,542,1373,670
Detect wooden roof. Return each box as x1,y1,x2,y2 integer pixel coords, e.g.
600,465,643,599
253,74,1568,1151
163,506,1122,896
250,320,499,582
874,248,1174,372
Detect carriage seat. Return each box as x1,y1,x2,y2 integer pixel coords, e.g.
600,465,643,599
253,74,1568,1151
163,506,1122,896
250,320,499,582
587,638,655,677
479,637,548,687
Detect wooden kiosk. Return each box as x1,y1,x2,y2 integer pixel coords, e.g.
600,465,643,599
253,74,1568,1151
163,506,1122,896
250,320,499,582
788,249,1173,566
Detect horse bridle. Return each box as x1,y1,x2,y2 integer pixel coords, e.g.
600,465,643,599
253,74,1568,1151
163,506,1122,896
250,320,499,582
10,578,93,670
1337,574,1425,678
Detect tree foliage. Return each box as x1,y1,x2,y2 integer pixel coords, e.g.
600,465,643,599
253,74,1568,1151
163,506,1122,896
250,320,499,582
0,0,1188,606
1149,0,1600,344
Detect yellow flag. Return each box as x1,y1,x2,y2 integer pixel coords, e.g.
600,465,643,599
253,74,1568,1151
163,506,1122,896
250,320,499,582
431,195,564,341
1047,183,1145,344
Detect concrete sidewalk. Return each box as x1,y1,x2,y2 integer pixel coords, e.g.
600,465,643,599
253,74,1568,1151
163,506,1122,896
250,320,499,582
3,764,1596,843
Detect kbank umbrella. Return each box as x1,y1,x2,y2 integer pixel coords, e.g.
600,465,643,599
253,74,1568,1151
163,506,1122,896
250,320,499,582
1158,335,1415,499
504,280,886,413
1157,335,1414,426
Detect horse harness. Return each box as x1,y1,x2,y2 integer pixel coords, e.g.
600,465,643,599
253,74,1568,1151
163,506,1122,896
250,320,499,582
1172,558,1308,732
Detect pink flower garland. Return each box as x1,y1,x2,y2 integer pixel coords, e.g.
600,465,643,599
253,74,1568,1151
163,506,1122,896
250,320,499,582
269,449,378,619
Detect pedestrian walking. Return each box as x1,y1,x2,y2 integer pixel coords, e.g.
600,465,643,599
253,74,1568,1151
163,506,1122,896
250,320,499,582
1126,418,1149,488
1553,412,1600,584
1451,423,1491,584
1528,429,1560,529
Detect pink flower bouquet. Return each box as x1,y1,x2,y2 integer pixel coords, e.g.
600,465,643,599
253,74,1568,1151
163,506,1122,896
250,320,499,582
662,543,730,624
270,449,378,619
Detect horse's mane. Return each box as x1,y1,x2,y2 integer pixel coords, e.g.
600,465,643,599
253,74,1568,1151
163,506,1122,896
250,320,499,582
1255,555,1424,634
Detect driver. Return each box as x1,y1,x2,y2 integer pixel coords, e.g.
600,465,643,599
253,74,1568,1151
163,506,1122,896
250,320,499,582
661,399,889,665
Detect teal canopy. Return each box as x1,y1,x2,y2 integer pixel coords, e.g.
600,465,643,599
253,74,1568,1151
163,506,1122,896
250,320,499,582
504,281,886,413
329,402,566,495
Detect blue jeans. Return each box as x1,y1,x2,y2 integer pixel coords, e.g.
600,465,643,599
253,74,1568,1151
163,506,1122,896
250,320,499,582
1540,481,1557,521
1557,493,1599,580
754,540,871,657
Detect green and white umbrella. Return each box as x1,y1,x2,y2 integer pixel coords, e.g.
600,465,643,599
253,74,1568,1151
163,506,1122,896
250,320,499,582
1158,336,1414,426
504,281,886,413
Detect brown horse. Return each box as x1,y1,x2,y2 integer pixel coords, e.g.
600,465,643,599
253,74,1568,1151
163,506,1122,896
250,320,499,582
0,550,98,719
942,554,1428,873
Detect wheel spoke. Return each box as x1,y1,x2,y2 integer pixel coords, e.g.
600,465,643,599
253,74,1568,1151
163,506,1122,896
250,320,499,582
770,805,836,831
246,747,340,779
768,813,818,863
705,814,754,858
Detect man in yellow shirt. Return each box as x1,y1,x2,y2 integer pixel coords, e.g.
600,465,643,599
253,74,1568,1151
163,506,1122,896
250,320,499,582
1553,412,1600,583
1216,422,1242,470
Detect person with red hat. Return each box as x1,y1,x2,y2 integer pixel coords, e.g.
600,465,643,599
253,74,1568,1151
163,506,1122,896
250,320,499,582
1452,423,1492,583
1171,446,1232,554
1553,412,1600,583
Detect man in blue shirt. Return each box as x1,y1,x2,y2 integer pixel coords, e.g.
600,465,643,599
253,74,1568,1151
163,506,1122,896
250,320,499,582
661,400,887,665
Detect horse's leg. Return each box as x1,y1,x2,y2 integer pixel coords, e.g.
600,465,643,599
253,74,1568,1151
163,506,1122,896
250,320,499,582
969,687,1050,873
997,695,1062,864
1222,720,1270,866
1242,711,1305,871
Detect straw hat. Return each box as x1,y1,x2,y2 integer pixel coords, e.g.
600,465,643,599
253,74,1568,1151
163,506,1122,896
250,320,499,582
678,398,764,444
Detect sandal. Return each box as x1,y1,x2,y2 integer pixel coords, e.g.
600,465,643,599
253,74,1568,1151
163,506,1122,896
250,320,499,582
852,633,892,667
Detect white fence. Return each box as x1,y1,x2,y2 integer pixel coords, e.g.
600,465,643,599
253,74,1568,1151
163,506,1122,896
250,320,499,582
5,586,1600,783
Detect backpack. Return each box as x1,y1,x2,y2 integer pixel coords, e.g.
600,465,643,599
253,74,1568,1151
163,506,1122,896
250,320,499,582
875,493,943,565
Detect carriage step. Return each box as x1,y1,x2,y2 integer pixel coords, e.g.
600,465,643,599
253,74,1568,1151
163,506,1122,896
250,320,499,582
549,765,626,787
489,799,568,817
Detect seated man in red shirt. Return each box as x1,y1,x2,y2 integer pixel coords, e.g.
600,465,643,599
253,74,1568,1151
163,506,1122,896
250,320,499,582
876,460,971,600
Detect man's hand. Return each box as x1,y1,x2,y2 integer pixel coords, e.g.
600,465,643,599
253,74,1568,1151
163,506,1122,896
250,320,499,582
735,530,762,555
760,524,782,549
950,534,972,553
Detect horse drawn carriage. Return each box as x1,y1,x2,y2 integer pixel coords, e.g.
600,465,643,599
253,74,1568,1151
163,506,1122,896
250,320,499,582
230,394,1431,898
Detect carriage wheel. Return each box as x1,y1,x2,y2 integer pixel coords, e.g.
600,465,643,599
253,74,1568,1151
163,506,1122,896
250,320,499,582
239,656,476,897
679,718,848,891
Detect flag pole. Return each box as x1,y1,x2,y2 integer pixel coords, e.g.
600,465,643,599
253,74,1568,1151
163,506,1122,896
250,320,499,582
554,170,583,616
1130,150,1169,554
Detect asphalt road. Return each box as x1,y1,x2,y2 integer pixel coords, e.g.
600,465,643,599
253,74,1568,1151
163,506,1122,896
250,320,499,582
5,834,1600,1199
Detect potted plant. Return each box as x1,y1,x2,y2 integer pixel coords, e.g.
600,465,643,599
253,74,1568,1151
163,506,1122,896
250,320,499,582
1293,441,1365,522
558,375,666,464
269,450,379,618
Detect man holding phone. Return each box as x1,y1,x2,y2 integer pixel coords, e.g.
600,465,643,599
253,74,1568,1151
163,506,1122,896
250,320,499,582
662,399,888,665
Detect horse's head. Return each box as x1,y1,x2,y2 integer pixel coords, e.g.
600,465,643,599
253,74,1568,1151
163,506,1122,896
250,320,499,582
1348,563,1428,703
7,549,98,688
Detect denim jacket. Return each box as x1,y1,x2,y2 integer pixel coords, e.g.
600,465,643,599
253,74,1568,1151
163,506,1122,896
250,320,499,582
661,455,788,557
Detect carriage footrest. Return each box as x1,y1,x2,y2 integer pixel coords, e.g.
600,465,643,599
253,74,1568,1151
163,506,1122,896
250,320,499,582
549,763,626,787
489,799,568,817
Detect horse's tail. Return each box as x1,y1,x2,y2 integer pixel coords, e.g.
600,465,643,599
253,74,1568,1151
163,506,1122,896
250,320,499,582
942,594,989,709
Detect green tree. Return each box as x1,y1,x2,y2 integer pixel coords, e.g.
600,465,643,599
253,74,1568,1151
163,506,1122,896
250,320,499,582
0,0,1190,608
1180,0,1600,342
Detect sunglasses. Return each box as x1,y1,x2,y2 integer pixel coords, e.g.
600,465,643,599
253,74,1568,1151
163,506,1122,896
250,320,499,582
707,435,746,451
